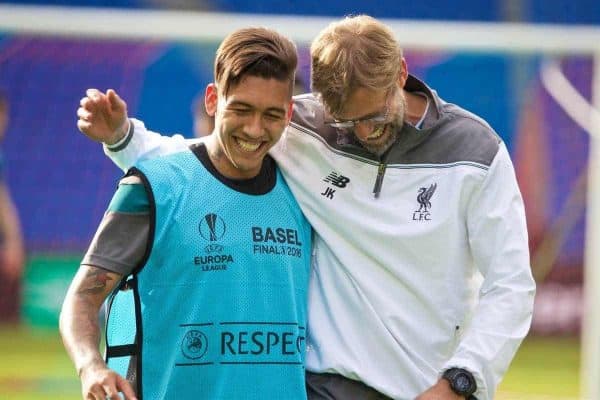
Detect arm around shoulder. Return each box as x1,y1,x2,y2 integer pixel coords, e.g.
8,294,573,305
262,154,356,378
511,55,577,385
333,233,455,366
102,118,196,172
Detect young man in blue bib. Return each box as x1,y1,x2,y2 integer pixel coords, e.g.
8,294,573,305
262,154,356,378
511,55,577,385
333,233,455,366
60,27,312,400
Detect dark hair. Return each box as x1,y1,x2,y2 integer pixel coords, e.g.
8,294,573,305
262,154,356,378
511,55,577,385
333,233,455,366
214,27,298,97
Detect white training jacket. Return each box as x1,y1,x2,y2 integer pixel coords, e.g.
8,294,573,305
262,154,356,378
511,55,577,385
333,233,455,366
104,76,535,400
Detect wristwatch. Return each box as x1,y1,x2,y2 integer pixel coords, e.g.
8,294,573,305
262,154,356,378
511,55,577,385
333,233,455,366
442,368,477,398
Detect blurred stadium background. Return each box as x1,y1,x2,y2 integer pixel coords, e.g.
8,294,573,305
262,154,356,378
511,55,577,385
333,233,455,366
1,0,599,399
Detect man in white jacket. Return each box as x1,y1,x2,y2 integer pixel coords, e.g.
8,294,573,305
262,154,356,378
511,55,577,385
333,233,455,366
78,15,535,400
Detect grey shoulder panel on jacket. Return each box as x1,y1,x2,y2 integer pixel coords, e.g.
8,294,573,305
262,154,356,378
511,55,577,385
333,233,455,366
395,103,501,167
291,93,501,167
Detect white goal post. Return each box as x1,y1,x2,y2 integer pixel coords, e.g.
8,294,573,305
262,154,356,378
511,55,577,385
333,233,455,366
1,4,599,399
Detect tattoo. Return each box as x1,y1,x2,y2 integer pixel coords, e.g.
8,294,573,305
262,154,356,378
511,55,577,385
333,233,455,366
76,267,114,295
61,266,119,376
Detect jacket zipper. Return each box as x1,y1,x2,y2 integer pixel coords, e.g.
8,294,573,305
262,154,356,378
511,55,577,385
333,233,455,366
372,162,387,198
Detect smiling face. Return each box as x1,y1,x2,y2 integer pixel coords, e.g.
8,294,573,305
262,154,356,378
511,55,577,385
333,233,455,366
335,85,406,156
204,76,293,179
310,16,411,156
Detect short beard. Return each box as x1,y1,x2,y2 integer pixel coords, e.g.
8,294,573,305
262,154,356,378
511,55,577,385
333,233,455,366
360,94,406,157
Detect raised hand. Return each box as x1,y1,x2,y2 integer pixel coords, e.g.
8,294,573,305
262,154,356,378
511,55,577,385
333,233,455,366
77,89,129,145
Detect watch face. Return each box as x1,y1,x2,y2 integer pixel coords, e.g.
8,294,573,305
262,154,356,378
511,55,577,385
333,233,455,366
443,368,476,396
455,374,471,392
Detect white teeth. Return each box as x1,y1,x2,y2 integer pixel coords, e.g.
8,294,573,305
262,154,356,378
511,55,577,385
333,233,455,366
367,126,385,140
236,138,261,152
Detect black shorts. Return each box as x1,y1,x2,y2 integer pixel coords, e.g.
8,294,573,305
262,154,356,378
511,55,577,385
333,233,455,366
306,371,393,400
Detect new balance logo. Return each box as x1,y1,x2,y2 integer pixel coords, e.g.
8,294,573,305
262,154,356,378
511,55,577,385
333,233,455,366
321,172,350,200
323,172,350,188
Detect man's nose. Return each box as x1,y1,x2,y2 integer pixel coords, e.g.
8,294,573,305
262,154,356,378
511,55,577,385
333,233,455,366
245,113,265,137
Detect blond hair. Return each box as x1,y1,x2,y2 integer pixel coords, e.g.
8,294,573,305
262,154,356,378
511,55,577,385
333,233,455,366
311,15,402,115
215,27,298,97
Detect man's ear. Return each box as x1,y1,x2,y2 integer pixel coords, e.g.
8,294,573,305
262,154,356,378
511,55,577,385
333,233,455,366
286,99,294,124
398,58,409,88
205,83,218,117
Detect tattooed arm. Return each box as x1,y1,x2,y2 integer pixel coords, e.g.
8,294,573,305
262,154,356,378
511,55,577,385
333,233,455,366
59,265,137,400
60,164,148,400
